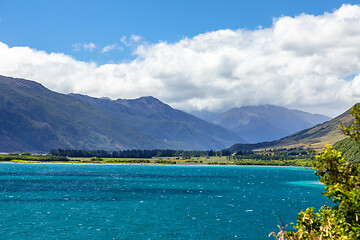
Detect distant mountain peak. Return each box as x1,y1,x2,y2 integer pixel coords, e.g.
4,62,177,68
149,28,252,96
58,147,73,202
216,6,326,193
227,106,355,152
100,96,111,100
212,104,331,143
137,96,160,102
132,96,168,107
0,75,47,91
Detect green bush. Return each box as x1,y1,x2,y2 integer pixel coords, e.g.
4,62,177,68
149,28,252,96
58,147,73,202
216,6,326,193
270,104,360,239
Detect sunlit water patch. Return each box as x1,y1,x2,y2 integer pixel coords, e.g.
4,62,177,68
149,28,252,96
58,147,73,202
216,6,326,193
286,180,324,187
0,163,330,239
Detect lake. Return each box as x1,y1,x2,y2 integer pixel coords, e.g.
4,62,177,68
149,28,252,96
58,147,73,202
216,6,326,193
0,163,330,239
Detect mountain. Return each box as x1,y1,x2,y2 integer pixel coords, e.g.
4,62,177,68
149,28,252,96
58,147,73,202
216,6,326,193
0,75,168,152
70,94,246,150
213,105,331,143
188,110,221,123
0,75,245,152
227,106,354,152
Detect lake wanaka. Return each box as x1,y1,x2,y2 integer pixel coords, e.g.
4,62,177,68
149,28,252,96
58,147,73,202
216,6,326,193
0,163,329,239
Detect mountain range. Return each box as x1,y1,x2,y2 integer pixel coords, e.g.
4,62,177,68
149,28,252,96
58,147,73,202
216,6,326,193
0,75,245,152
0,75,342,153
69,93,245,150
192,105,330,143
0,75,168,152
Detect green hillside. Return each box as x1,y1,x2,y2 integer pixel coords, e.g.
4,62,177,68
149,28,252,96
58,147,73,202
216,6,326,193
333,137,360,162
227,106,354,152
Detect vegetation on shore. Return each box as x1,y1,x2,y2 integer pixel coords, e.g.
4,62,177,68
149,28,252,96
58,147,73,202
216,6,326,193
0,153,68,162
0,154,314,166
270,103,360,239
0,147,316,166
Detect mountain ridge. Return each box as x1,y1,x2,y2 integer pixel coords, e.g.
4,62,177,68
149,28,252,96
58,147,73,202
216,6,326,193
0,75,245,152
227,106,354,152
0,74,341,153
0,75,168,152
213,104,331,143
70,93,246,150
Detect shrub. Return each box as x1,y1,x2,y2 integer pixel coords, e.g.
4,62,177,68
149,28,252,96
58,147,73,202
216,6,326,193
270,104,360,239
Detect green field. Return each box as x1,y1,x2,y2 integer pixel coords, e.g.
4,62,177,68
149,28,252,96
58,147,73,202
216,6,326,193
68,156,232,165
0,153,314,167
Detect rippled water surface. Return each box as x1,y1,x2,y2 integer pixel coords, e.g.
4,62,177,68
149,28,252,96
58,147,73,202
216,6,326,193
0,163,330,239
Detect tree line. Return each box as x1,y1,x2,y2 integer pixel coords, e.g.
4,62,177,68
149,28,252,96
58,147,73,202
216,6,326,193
50,147,314,160
0,153,68,162
49,149,233,158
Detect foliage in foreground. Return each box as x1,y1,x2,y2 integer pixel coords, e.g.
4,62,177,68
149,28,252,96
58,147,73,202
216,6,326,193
270,104,360,239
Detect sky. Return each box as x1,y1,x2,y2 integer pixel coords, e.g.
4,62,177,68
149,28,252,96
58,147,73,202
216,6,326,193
0,0,360,117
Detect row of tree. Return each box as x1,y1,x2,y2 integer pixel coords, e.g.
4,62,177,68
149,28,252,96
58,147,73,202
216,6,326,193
233,147,314,161
50,149,233,158
50,147,314,160
0,154,68,162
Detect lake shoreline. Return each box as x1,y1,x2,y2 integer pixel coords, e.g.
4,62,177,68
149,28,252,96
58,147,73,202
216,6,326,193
0,160,313,169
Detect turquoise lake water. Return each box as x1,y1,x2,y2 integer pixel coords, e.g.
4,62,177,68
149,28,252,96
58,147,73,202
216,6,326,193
0,163,330,239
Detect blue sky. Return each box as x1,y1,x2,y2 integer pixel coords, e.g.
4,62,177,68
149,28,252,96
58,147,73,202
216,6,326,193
1,0,358,64
0,1,360,116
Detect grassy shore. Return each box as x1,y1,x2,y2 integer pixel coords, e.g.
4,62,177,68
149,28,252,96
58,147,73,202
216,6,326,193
0,154,314,167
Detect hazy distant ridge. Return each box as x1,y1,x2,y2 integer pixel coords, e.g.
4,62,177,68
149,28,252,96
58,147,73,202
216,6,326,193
227,107,353,152
192,105,330,143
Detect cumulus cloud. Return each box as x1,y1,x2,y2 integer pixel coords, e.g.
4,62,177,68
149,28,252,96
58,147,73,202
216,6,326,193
1,4,360,116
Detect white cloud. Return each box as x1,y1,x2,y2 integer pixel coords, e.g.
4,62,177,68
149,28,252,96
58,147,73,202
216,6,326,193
72,42,96,52
1,4,360,117
120,35,145,47
71,43,82,52
83,42,96,52
120,36,128,46
101,43,122,53
130,34,143,42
